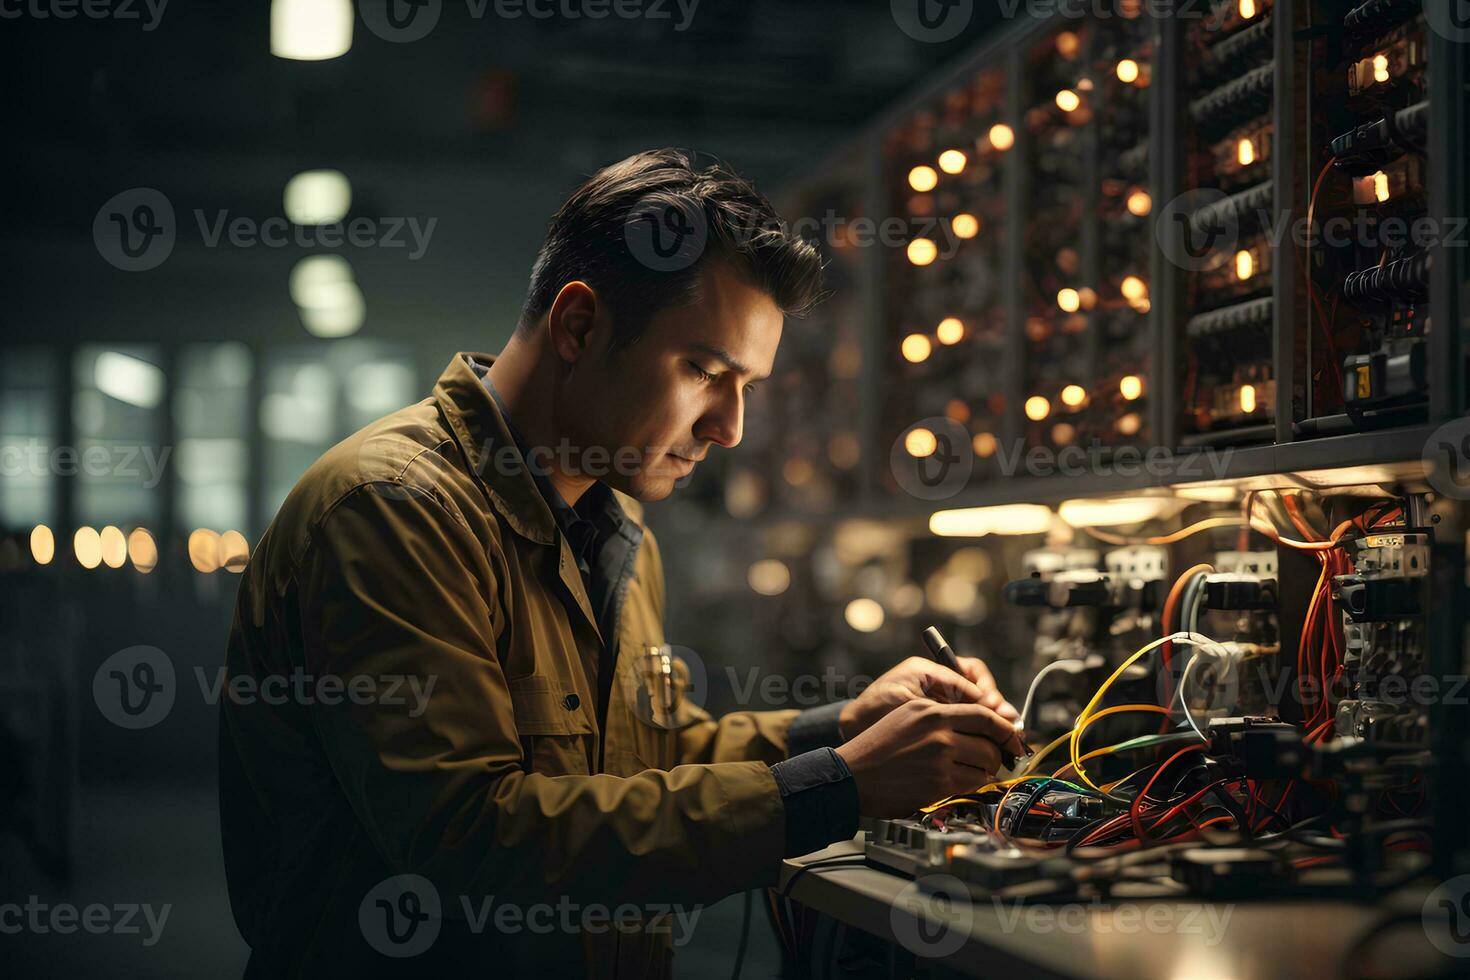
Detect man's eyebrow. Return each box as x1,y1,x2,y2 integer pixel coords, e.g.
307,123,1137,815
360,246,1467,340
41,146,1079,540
688,343,770,382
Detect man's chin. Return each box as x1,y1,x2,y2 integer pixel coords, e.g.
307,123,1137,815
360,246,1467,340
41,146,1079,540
603,472,682,503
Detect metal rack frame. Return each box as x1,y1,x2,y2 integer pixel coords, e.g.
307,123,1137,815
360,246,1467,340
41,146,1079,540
773,2,1464,518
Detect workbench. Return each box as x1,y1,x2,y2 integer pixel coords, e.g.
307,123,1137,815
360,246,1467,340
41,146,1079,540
776,839,1462,979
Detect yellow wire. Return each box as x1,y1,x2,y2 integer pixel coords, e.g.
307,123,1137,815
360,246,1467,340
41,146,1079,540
1070,632,1225,793
1083,516,1246,547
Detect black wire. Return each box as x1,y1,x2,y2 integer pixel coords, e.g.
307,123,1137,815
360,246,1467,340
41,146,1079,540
779,855,868,901
729,889,752,980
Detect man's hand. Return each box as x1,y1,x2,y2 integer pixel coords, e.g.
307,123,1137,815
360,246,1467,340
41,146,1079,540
835,699,1024,817
838,655,1019,743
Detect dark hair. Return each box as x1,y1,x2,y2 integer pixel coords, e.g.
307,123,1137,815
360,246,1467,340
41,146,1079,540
517,149,824,349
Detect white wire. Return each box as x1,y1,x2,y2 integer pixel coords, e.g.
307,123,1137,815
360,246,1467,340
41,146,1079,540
1175,654,1209,741
1173,639,1234,742
1019,658,1088,733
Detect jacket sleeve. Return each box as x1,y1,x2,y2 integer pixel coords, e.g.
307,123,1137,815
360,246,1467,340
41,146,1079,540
298,482,786,909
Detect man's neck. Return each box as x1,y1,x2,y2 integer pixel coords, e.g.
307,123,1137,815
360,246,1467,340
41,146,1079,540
486,340,597,507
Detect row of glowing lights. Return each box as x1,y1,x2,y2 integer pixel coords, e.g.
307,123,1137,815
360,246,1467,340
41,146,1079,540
24,525,249,574
750,491,1238,632
900,376,1146,461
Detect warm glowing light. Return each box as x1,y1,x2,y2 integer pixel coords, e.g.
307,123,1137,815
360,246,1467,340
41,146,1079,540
1061,384,1087,407
1174,485,1238,502
908,165,939,192
1373,170,1390,202
1025,396,1052,422
1235,250,1255,280
988,124,1015,152
901,333,933,363
74,527,102,569
99,525,127,568
1052,423,1076,444
907,238,938,266
1240,384,1258,414
1120,375,1144,400
1116,59,1140,84
1056,31,1081,59
936,317,965,345
845,598,886,633
1057,287,1081,313
748,559,791,596
271,0,353,61
1373,54,1389,84
1237,138,1255,167
783,457,815,487
189,529,221,574
1121,276,1147,302
30,525,55,565
952,213,980,239
1055,89,1081,112
972,432,998,458
930,504,1053,537
938,150,967,175
1239,0,1257,19
127,528,158,573
905,427,938,458
1117,412,1143,436
1127,189,1152,216
1059,497,1173,528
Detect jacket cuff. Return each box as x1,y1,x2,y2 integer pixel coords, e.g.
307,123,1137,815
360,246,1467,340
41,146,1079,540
770,748,859,858
785,700,850,757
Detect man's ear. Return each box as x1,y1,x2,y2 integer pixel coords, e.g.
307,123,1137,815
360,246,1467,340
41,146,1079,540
546,281,600,364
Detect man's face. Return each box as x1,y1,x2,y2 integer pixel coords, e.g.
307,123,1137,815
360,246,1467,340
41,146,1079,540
560,260,784,501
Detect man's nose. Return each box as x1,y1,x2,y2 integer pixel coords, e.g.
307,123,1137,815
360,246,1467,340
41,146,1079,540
695,388,743,450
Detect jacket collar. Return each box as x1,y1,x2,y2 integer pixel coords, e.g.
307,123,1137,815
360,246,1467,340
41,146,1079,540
432,352,647,544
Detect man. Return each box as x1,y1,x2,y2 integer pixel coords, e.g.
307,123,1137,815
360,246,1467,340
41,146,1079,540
220,149,1022,978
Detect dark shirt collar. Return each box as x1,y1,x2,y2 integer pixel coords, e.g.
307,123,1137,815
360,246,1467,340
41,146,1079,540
471,360,624,570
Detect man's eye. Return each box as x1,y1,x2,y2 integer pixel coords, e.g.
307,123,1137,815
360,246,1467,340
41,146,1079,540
689,362,716,382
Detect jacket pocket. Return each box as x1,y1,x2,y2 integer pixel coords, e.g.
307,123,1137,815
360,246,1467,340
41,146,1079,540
508,675,593,775
612,645,695,773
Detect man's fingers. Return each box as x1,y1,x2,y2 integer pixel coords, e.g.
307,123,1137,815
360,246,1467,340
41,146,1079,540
931,702,1025,755
957,656,1019,721
918,664,988,705
957,655,995,689
948,732,1002,775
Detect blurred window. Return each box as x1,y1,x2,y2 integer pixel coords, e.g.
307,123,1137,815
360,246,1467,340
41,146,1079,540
177,343,254,535
0,347,60,529
261,341,418,527
73,345,166,529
